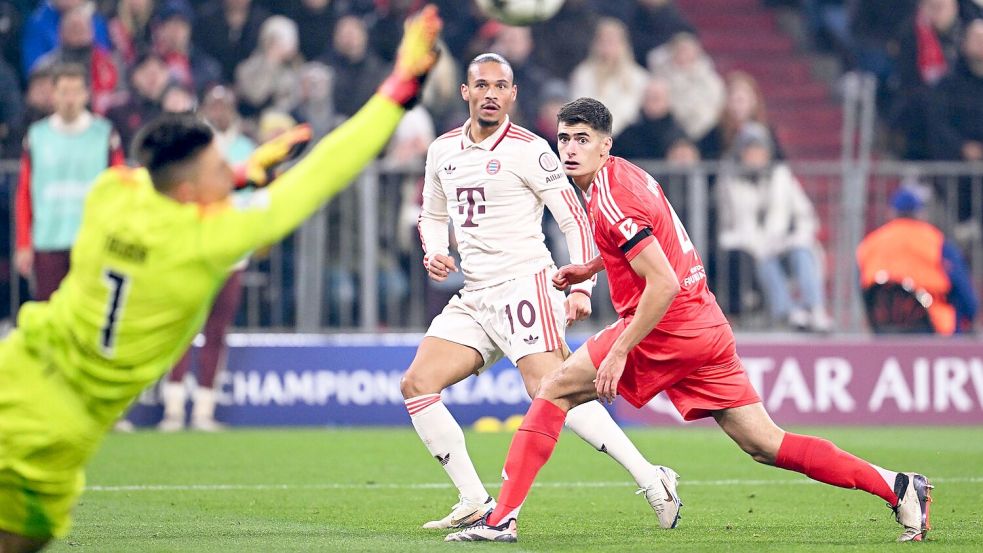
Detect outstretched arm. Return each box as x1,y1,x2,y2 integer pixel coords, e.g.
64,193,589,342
200,6,442,269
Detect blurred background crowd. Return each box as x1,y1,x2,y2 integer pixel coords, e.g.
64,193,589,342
0,0,981,338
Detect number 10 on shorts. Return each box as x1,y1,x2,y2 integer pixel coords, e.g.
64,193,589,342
505,300,537,335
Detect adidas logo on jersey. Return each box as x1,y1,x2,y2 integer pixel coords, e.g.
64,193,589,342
435,453,451,466
523,335,539,345
443,163,456,175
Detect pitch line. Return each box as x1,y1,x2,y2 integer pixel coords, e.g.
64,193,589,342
85,476,983,493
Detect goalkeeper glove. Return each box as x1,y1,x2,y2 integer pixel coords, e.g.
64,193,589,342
235,124,313,188
377,4,443,109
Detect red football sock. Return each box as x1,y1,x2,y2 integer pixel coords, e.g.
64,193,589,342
487,398,567,526
775,432,898,505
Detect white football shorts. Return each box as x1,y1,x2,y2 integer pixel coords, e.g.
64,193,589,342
426,267,569,372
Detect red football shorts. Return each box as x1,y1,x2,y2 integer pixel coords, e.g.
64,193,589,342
586,320,760,420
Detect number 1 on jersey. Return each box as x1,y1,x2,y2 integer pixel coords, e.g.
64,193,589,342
101,269,130,356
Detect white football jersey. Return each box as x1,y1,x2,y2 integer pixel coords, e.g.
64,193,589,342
419,116,594,291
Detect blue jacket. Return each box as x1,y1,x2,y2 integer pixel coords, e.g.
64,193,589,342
941,239,979,331
22,2,111,74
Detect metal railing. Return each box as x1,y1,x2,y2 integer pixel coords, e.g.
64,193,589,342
3,158,980,334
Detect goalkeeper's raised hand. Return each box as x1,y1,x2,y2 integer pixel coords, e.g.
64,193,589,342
377,5,443,109
236,124,313,188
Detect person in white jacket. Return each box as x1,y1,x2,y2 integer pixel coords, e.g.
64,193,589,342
718,122,831,331
569,18,649,136
649,32,725,143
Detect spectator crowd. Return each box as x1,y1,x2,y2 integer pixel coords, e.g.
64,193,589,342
796,0,983,163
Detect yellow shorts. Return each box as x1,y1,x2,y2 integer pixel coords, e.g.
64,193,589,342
0,331,102,539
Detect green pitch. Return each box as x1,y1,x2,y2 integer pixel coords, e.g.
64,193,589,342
52,426,982,552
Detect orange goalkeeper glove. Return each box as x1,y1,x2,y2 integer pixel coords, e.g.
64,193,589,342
377,4,443,108
236,124,313,188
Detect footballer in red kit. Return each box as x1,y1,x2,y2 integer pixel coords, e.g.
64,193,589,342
581,156,752,415
445,98,932,545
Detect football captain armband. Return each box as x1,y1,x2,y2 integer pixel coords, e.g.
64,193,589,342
620,227,654,259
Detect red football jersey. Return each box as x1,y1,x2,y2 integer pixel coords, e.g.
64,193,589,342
584,157,728,331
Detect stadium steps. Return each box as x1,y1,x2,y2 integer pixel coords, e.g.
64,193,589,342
679,0,849,300
677,0,843,161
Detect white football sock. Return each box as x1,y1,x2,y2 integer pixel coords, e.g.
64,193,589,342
192,387,217,423
406,394,489,502
161,381,187,421
872,464,899,492
566,400,659,487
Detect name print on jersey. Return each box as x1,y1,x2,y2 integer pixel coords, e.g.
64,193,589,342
457,186,486,227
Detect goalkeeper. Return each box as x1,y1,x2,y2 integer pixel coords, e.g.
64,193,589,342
0,6,442,552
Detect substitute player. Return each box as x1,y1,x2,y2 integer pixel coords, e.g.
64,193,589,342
0,7,442,552
446,97,932,544
403,54,680,531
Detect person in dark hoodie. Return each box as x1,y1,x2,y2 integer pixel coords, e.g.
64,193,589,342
889,0,963,160
612,76,687,160
930,18,983,162
323,14,388,116
106,51,170,151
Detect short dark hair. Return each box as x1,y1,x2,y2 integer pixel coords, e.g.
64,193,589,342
466,52,513,84
133,113,214,192
557,97,613,136
51,62,88,86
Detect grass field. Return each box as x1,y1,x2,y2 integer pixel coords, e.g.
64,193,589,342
50,426,983,552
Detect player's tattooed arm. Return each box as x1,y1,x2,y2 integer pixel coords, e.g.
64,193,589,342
552,255,605,290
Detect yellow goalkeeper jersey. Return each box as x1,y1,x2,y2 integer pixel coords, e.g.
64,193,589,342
15,95,403,421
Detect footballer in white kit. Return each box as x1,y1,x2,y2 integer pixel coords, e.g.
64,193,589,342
419,109,591,369
400,53,681,532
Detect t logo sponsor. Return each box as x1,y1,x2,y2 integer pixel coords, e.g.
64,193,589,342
457,186,486,227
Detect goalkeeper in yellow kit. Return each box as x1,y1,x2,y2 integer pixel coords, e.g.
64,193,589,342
0,7,442,552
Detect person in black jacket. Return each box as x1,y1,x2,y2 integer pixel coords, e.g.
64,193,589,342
930,18,983,162
928,19,983,224
612,76,687,160
193,0,269,81
105,51,169,152
323,15,388,116
889,0,962,160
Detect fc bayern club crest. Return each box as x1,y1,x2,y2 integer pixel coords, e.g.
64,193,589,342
486,159,501,174
538,152,559,172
